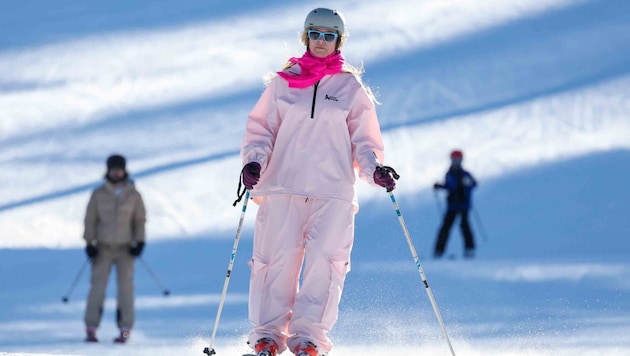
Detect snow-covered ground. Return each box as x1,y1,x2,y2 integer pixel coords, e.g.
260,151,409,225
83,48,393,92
1,0,629,355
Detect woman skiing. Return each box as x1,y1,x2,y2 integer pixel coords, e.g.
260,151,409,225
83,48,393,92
238,7,397,356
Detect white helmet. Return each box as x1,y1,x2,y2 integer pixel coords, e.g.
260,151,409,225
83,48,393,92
304,8,346,36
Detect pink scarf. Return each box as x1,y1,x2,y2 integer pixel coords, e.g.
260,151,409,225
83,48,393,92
277,51,344,88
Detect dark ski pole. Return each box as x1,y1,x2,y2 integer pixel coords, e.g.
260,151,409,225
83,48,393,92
203,190,251,356
433,188,444,216
61,258,90,303
472,207,488,242
387,191,457,356
138,257,171,297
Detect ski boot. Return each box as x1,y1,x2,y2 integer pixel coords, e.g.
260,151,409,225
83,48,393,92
85,326,98,342
253,337,279,356
292,340,318,356
113,327,130,343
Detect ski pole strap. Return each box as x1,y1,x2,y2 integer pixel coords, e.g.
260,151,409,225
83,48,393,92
232,167,247,207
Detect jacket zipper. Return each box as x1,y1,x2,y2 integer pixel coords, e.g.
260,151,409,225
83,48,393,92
310,81,320,119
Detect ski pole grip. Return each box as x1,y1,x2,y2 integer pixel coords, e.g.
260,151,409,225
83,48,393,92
377,165,400,180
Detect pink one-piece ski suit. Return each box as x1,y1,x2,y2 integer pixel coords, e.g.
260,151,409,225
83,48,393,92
241,64,387,354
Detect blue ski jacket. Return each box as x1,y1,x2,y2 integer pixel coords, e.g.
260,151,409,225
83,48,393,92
435,166,477,211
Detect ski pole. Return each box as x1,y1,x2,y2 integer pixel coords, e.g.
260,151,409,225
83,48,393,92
387,191,457,356
203,190,250,356
61,258,90,303
433,188,444,216
138,257,171,297
472,207,488,242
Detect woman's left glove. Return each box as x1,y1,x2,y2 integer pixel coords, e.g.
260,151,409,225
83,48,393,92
374,166,397,192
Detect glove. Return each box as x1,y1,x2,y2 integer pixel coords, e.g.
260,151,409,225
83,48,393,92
242,162,261,190
129,242,145,257
85,244,98,259
433,183,442,189
374,166,396,192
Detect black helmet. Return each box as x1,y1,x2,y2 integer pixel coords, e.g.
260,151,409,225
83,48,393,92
106,154,126,170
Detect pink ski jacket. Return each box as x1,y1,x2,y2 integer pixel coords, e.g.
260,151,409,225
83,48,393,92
241,67,385,206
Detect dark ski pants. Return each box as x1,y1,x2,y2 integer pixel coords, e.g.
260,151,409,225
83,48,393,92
434,209,475,256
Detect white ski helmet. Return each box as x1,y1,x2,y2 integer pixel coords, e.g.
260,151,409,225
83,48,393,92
304,8,346,36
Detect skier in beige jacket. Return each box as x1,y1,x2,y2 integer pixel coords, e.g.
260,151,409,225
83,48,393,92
83,154,146,343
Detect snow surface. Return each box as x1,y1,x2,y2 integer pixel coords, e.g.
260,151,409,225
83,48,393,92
1,0,629,355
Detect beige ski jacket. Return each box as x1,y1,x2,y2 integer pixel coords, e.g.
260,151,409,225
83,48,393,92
83,181,146,247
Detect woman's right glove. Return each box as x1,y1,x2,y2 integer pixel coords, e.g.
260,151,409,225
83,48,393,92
242,162,261,190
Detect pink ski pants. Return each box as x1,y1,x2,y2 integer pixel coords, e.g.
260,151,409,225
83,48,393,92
247,195,355,354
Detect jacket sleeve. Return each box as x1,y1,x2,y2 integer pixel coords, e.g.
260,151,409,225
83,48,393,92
132,191,147,243
241,79,281,171
346,83,385,186
83,191,98,244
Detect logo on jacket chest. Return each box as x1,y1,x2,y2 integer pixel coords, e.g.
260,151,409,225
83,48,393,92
324,94,339,102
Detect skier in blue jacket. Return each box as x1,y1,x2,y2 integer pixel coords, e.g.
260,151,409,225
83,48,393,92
433,150,477,258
